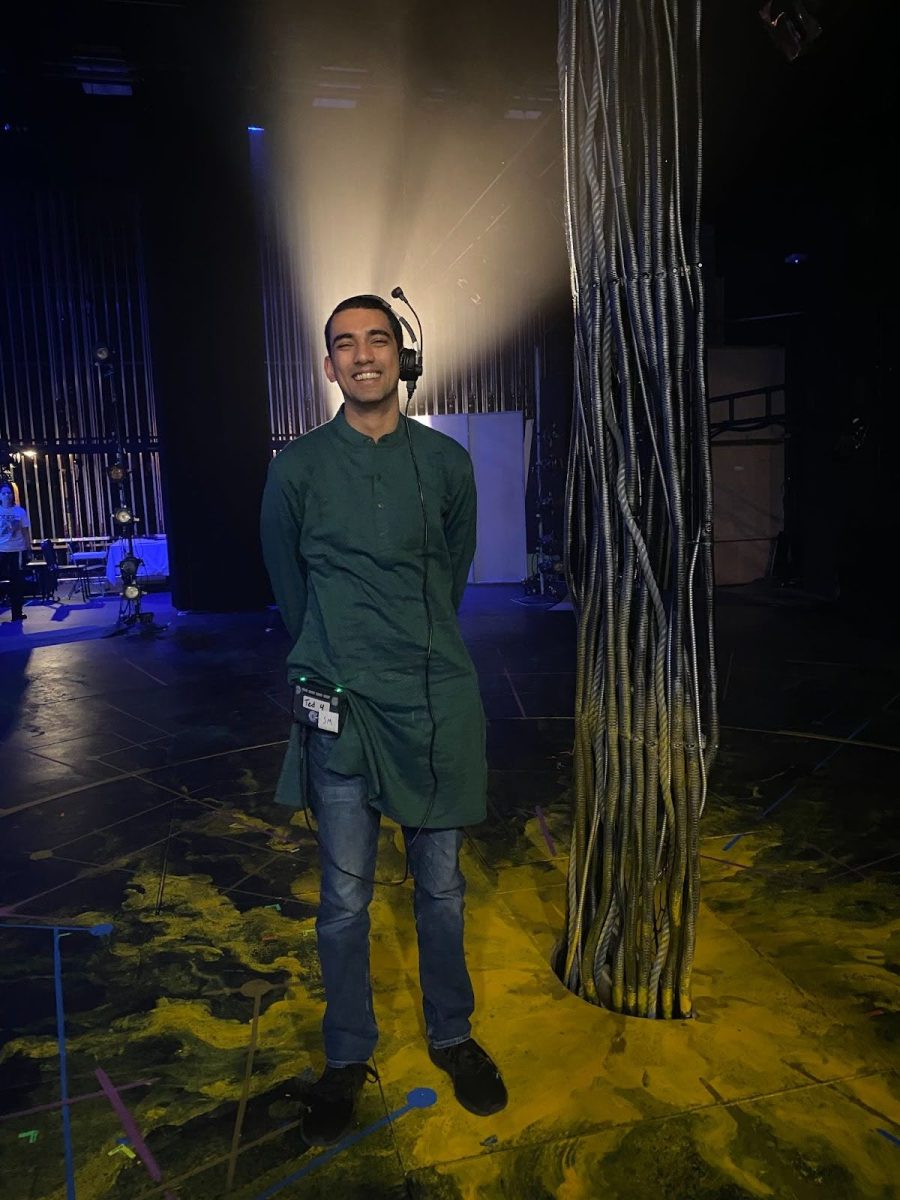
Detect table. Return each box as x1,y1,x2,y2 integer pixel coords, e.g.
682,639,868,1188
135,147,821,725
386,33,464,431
68,545,110,600
106,537,169,585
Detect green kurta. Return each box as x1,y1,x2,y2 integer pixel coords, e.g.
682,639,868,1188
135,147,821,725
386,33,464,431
260,405,487,828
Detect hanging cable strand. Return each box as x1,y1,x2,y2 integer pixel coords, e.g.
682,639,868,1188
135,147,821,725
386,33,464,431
557,0,717,1019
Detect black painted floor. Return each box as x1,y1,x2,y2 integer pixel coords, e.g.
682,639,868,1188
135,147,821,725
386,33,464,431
0,583,897,1199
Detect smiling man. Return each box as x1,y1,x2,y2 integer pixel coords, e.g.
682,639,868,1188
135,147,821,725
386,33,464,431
260,295,507,1145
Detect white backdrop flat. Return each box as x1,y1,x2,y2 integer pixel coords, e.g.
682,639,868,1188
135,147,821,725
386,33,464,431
414,412,528,584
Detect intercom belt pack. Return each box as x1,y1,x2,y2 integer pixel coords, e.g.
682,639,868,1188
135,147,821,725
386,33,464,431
292,679,347,735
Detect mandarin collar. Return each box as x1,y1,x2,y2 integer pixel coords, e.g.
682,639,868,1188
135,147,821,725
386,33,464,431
331,403,409,447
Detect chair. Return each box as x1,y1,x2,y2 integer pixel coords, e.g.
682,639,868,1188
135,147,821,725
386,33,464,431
23,539,61,602
66,541,108,601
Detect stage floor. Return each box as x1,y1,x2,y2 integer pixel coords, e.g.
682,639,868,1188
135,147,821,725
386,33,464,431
0,584,897,1199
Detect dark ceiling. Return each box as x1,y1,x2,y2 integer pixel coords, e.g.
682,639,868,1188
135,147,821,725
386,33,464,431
1,1,897,311
2,1,891,195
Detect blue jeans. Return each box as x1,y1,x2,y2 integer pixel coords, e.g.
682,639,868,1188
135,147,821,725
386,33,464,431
306,731,474,1066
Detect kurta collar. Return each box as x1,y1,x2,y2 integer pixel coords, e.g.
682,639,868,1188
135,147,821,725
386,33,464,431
331,403,409,447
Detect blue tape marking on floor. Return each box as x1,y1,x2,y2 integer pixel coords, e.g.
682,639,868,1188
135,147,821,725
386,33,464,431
0,922,112,1200
876,1127,900,1148
53,928,76,1200
0,922,110,934
723,718,872,851
252,1088,437,1200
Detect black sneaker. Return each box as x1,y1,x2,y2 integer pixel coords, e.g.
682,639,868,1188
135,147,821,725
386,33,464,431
428,1038,507,1116
299,1063,376,1146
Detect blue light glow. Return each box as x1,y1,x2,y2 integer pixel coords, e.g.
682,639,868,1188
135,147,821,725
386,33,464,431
247,125,265,133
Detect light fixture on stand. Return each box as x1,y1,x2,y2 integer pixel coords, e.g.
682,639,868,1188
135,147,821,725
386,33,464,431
93,338,165,636
117,551,145,618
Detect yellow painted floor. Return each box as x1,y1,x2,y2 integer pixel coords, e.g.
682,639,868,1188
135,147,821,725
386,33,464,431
373,823,900,1199
17,816,891,1200
1,592,898,1198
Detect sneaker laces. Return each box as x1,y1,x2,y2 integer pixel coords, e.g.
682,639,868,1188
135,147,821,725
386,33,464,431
451,1040,498,1077
306,1063,377,1102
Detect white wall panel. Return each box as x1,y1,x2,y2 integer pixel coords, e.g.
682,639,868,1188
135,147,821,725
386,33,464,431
422,412,526,584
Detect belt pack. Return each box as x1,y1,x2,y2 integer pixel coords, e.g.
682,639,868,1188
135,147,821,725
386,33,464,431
292,678,347,735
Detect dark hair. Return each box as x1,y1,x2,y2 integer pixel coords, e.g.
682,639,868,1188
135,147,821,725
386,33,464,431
324,295,403,354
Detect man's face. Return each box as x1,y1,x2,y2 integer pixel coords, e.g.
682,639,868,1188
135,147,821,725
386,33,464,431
324,308,400,407
0,486,12,507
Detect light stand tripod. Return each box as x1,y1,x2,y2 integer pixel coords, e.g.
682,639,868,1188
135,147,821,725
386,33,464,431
92,340,165,636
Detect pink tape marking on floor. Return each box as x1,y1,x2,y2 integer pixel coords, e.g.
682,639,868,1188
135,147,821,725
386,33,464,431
94,1067,177,1200
535,805,557,856
0,1079,157,1122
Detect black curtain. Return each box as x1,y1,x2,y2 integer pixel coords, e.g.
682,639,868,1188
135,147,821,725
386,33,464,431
140,1,271,611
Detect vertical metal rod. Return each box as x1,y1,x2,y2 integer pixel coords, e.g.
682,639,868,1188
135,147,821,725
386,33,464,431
534,341,545,595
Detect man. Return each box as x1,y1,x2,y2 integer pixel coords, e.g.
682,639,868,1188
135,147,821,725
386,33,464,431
0,480,30,623
260,295,507,1145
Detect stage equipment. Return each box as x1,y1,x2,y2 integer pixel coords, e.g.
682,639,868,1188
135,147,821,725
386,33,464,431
292,679,347,735
92,340,115,374
556,0,718,1018
113,504,135,528
759,1,822,61
92,339,164,636
1,440,38,476
391,286,424,398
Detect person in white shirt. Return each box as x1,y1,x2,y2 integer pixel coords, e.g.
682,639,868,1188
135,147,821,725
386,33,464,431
0,480,31,622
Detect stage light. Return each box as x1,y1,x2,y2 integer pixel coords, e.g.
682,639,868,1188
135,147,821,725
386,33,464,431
6,444,39,466
784,252,809,265
107,462,127,482
252,17,565,416
113,505,134,527
119,551,143,602
759,1,822,61
247,125,265,132
93,339,116,378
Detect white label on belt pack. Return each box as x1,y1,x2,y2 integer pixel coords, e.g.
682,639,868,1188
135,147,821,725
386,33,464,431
302,695,339,733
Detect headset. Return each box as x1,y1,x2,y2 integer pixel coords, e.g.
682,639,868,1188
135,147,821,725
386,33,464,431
389,286,424,394
299,286,440,887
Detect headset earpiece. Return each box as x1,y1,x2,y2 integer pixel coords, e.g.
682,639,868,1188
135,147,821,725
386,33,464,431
399,348,422,383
